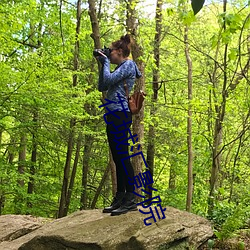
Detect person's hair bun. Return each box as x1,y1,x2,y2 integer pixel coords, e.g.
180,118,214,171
112,34,131,57
120,34,131,45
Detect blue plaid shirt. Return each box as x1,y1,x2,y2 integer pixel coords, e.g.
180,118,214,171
98,58,142,112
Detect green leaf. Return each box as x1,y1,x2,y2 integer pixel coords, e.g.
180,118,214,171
181,10,196,26
228,48,238,61
191,0,205,15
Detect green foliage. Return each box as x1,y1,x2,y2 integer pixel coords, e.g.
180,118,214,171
214,204,250,240
209,200,236,226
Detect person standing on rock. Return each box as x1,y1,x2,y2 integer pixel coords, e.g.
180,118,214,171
95,34,142,216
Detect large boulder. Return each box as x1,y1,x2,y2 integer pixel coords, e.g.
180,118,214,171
0,206,214,250
0,214,49,243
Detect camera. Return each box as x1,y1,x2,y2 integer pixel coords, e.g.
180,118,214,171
93,46,111,58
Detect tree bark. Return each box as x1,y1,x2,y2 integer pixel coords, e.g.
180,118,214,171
184,25,193,212
64,133,82,215
27,2,43,207
15,134,27,214
7,137,15,164
80,134,93,210
62,0,83,217
145,0,162,201
168,95,177,190
208,0,227,216
91,163,110,209
27,110,38,206
88,0,101,49
87,0,117,199
58,0,82,219
58,118,75,218
126,0,145,200
18,135,26,187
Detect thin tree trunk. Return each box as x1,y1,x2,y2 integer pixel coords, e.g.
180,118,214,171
0,194,4,215
208,0,227,216
72,0,81,88
15,134,27,214
88,0,117,199
28,131,36,194
18,135,26,187
145,0,162,201
168,95,177,190
27,111,38,208
27,22,36,204
80,134,93,210
64,133,82,215
88,0,102,80
88,0,101,49
168,166,176,189
184,25,193,212
58,0,81,218
7,137,15,164
126,0,145,200
27,4,43,206
58,119,75,218
91,163,110,209
63,0,82,217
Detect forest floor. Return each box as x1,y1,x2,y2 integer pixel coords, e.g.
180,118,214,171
200,230,250,249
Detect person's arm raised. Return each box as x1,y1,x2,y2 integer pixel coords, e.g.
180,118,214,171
102,60,133,88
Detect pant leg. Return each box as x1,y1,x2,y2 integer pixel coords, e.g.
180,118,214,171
106,111,134,192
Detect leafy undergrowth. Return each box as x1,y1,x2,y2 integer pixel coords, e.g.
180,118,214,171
199,202,250,250
199,230,250,250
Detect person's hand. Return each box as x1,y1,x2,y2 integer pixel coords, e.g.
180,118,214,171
96,51,108,64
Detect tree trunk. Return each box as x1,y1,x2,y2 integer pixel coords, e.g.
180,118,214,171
208,0,227,216
58,119,75,218
87,0,117,199
145,0,162,201
168,166,176,189
168,95,177,190
184,25,193,212
91,163,110,209
126,0,145,200
7,137,15,164
58,0,81,218
87,0,101,49
15,134,27,214
18,135,26,187
0,193,4,215
80,134,93,210
64,133,82,215
27,109,38,209
27,6,43,207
